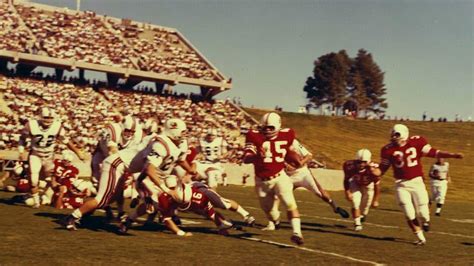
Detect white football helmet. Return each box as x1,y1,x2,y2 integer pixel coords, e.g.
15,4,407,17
61,150,75,163
175,182,192,203
144,118,158,134
165,175,192,203
122,115,137,141
391,124,409,144
260,112,281,138
355,149,372,162
163,118,187,142
39,107,55,128
205,128,218,142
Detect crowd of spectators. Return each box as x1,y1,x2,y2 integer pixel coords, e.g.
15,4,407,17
108,20,218,81
0,1,34,53
15,5,136,69
0,2,226,84
0,73,253,160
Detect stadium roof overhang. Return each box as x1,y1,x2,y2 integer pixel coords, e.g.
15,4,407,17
0,50,232,94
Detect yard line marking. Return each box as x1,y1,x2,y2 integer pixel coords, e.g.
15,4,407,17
239,236,383,265
433,232,474,239
447,219,474,224
243,206,474,239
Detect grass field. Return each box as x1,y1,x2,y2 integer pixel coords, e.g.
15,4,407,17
0,185,473,265
1,111,473,264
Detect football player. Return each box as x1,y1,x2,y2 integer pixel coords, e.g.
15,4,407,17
243,112,304,245
343,149,381,231
120,175,234,236
18,107,85,208
428,158,451,216
196,128,229,189
63,118,194,231
286,138,350,219
52,150,94,209
379,124,463,245
91,115,143,187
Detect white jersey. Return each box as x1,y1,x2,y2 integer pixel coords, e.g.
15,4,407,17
128,134,188,176
199,137,227,163
286,139,312,175
430,162,449,181
98,121,143,153
27,119,65,157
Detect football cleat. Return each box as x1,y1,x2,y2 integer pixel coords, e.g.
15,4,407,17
63,215,79,231
172,215,182,226
435,212,441,217
335,207,350,219
354,224,363,231
290,233,304,246
119,217,133,234
244,215,256,227
262,220,280,231
361,215,366,223
414,239,426,246
130,197,140,208
118,212,127,223
422,222,430,232
104,206,114,222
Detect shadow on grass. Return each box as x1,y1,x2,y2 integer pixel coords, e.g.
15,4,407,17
461,242,474,246
34,212,122,235
0,195,28,205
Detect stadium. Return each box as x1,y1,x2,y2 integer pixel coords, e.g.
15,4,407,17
0,0,473,264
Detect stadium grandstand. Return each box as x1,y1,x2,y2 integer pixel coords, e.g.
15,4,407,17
0,0,256,172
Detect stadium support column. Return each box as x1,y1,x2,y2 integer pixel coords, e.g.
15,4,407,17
155,82,167,95
107,73,120,88
55,68,64,81
123,79,141,90
200,86,215,101
0,59,7,73
79,69,85,83
16,63,36,76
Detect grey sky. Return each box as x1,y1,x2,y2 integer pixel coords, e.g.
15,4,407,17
32,0,473,120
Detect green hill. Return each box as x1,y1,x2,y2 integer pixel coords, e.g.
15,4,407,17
244,108,474,201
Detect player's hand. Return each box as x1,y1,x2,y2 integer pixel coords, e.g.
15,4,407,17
77,151,86,161
454,153,464,159
345,190,353,201
184,232,193,237
19,152,28,161
371,200,379,208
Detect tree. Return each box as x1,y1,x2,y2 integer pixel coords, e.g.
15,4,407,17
303,50,351,114
353,49,388,114
304,49,387,116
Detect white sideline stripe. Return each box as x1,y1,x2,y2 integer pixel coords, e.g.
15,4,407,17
240,236,383,265
243,206,474,239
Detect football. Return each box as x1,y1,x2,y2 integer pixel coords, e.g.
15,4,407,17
285,150,303,168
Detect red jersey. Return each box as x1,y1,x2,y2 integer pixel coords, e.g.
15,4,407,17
245,128,296,179
186,146,198,164
158,186,215,219
53,159,79,189
343,160,380,190
380,136,438,180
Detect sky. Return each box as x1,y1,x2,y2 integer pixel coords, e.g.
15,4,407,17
32,0,473,121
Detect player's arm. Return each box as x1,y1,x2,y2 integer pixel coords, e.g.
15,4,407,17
379,149,391,175
163,217,193,237
342,163,352,201
419,138,463,159
18,123,30,161
177,160,197,183
144,143,177,198
54,185,67,209
428,165,437,179
371,179,381,208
